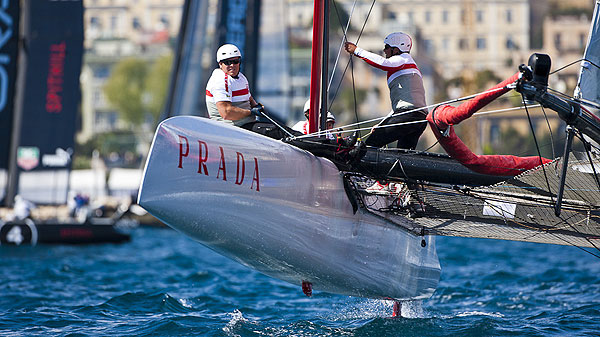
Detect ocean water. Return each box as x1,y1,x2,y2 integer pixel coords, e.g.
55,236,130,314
1,227,599,336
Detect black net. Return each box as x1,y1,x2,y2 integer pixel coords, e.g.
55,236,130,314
350,152,600,248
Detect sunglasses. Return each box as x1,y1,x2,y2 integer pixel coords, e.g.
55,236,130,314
384,44,392,50
221,59,240,65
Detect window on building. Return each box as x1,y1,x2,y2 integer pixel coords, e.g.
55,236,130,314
461,9,466,24
108,111,118,129
580,33,587,49
476,10,483,23
506,35,515,50
490,123,500,145
423,39,434,53
459,38,468,49
506,9,512,23
160,15,170,28
90,16,100,27
132,17,141,30
425,11,431,23
387,12,396,20
93,66,110,78
476,37,486,50
442,37,449,51
407,11,413,23
442,10,449,23
554,33,562,50
110,16,117,30
93,91,102,106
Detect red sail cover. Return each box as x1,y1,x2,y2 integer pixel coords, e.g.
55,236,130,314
427,73,552,176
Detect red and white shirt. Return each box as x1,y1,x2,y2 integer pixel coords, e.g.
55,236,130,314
353,47,426,113
205,68,255,126
292,120,309,135
353,47,421,84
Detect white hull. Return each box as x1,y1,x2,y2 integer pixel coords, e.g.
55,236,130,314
138,116,440,300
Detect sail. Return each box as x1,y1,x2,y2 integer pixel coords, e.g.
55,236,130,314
574,0,600,105
6,0,84,204
0,1,20,205
255,0,291,120
160,0,210,119
216,0,261,92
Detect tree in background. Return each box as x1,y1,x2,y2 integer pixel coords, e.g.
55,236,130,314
76,53,174,169
145,53,173,126
103,53,173,128
104,58,148,126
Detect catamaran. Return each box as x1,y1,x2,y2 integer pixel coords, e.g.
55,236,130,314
138,0,600,315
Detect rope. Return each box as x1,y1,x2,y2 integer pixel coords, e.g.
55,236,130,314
522,93,554,202
328,0,357,91
549,57,600,75
539,106,557,160
328,0,377,111
293,86,509,140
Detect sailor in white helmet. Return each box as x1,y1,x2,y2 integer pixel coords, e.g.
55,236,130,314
344,32,427,150
292,100,337,138
206,44,263,127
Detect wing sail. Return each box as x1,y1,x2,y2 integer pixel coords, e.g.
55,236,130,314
574,0,600,106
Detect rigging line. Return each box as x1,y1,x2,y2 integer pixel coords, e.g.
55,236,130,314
294,119,428,139
472,104,541,117
546,86,600,111
328,86,510,135
540,106,557,162
522,94,555,202
549,57,600,75
328,0,357,91
328,0,377,110
576,131,600,192
350,54,361,137
552,205,600,255
422,139,440,152
546,87,581,103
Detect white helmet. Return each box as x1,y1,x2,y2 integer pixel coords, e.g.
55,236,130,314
216,44,242,62
384,32,412,53
303,100,311,113
326,111,335,123
303,100,335,123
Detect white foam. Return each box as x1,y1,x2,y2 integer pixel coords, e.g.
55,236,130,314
455,311,504,318
222,309,248,334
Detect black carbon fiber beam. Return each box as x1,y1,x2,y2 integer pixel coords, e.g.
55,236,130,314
555,126,575,216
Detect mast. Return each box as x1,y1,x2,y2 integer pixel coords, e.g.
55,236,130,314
320,0,329,132
308,0,326,134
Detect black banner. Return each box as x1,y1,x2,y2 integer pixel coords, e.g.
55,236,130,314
0,1,20,171
216,0,261,91
16,0,83,173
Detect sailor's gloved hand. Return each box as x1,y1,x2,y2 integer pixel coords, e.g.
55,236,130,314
250,104,264,117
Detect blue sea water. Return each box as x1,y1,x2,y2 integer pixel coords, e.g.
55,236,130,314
1,227,599,336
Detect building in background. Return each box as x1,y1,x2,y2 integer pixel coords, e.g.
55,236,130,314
84,0,183,48
79,0,183,143
79,0,596,156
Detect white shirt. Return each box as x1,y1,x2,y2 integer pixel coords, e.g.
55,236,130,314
205,69,255,126
292,120,309,134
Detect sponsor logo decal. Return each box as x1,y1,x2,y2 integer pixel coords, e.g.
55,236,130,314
177,135,260,191
17,147,40,171
42,147,71,167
